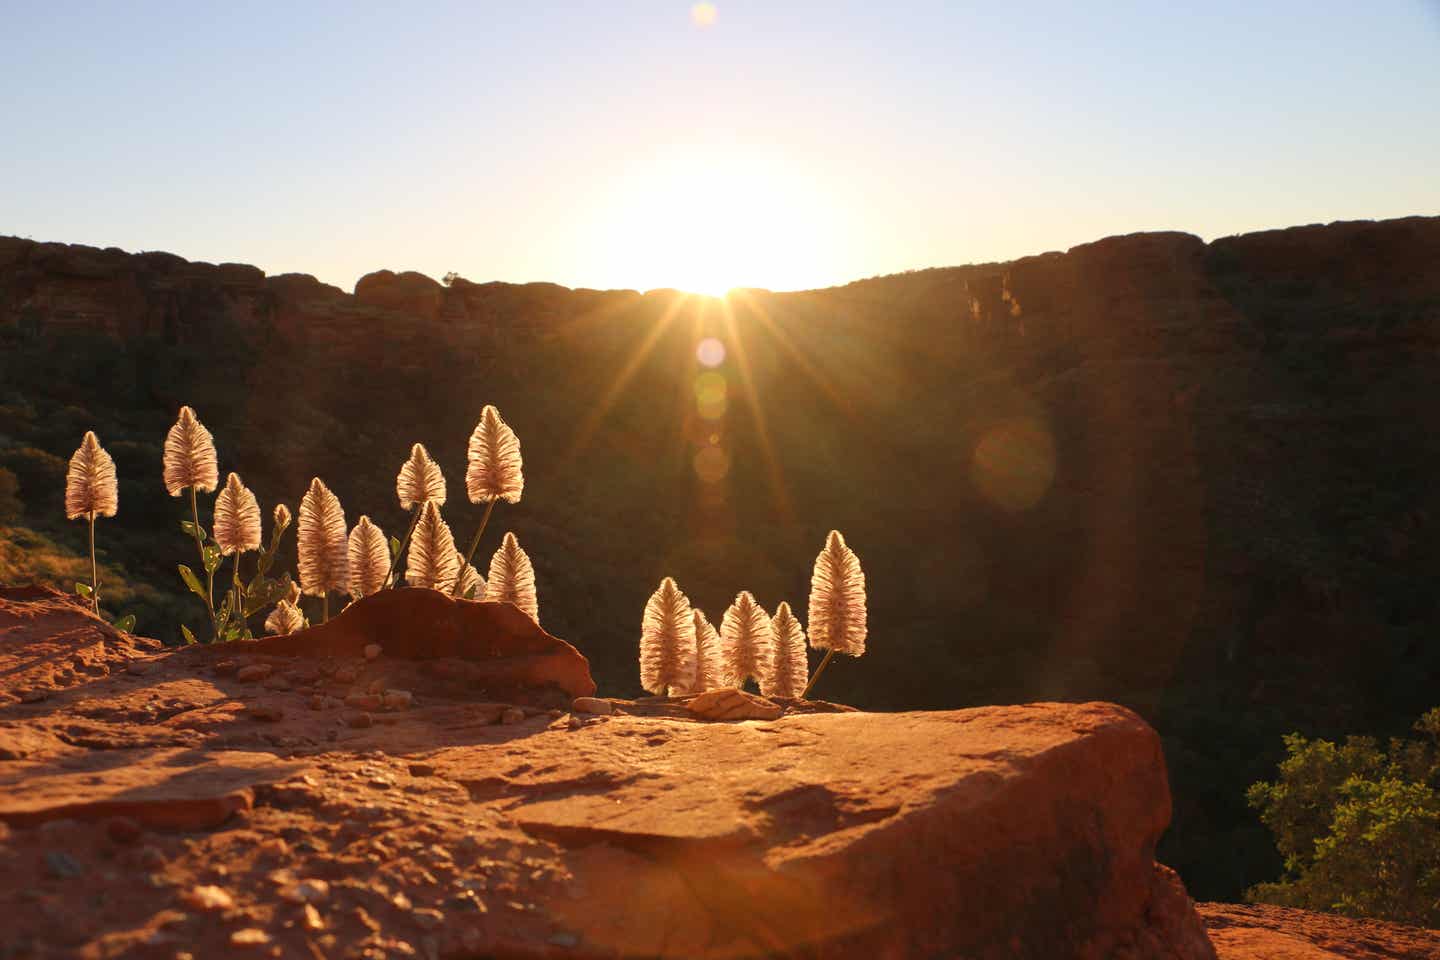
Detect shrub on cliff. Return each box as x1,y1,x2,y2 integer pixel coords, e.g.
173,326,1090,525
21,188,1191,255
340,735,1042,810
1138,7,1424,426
1246,709,1440,926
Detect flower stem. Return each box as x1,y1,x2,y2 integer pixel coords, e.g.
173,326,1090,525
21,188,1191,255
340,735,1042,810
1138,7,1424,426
229,553,244,638
453,499,497,596
322,592,330,624
188,485,218,641
384,504,422,589
87,511,99,615
801,649,836,699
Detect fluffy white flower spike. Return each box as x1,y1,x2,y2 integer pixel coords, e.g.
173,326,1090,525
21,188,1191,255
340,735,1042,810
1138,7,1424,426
465,405,524,504
721,591,774,691
297,478,349,598
640,577,697,696
406,501,459,592
163,405,218,496
347,516,390,599
265,599,305,636
213,472,261,556
455,554,486,600
396,442,447,509
483,532,538,621
65,431,118,520
762,602,808,699
807,530,867,656
692,609,728,692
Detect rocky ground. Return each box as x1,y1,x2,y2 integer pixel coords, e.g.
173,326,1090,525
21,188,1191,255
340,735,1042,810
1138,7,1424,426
0,586,1433,959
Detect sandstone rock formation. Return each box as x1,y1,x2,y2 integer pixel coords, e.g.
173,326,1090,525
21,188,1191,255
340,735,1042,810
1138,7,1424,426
0,588,1225,958
249,588,596,702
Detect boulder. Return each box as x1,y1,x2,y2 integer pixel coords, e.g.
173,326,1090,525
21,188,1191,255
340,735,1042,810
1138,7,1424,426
241,587,596,700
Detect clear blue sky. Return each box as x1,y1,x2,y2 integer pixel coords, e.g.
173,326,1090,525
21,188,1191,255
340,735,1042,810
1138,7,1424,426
3,1,1438,293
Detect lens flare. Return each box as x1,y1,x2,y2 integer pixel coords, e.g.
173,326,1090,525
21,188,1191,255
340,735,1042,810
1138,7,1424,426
971,418,1057,512
693,445,730,484
690,2,717,27
694,371,728,420
696,337,726,367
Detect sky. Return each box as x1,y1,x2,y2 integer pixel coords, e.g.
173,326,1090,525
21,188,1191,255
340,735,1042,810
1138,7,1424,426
3,1,1439,295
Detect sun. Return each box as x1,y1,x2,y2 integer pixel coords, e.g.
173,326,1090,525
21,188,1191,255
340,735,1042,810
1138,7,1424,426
587,144,840,295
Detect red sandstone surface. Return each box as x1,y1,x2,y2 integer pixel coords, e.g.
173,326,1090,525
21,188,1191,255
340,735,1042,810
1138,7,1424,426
0,587,1431,958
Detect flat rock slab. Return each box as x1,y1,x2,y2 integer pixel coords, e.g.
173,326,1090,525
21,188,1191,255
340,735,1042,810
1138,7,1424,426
1198,904,1440,960
0,587,1218,958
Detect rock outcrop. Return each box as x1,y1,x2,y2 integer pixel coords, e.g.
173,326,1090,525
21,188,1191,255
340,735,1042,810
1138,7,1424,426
0,588,1218,958
248,588,596,702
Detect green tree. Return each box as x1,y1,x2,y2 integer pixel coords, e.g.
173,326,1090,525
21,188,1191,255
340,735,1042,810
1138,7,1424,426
1247,709,1440,926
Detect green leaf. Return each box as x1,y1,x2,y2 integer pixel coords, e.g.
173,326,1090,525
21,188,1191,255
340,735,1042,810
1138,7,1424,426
177,564,206,599
202,544,222,574
113,614,136,633
463,585,478,600
243,578,289,617
389,536,402,560
180,519,201,538
74,581,93,597
180,624,198,645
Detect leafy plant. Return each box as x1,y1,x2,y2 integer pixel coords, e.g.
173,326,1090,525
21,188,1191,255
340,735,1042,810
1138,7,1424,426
1246,710,1440,926
64,430,118,616
164,406,221,640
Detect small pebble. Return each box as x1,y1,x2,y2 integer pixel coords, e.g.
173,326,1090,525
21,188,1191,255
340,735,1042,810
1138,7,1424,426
126,660,157,676
348,712,374,729
408,762,435,777
363,644,382,661
236,664,273,683
334,665,359,683
383,690,413,710
346,693,383,711
246,704,285,722
278,879,330,904
261,674,291,691
182,885,234,911
302,903,325,931
229,928,271,947
571,697,613,715
500,707,526,725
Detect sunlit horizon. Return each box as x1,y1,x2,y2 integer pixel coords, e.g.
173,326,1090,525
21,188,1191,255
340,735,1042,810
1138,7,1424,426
4,2,1438,295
